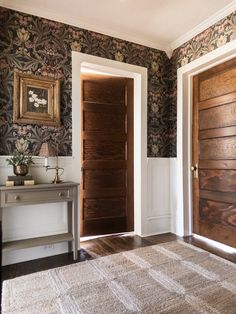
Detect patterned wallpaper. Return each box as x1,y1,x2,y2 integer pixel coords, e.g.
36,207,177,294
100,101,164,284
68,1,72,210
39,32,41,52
0,7,236,157
0,7,171,157
169,12,236,156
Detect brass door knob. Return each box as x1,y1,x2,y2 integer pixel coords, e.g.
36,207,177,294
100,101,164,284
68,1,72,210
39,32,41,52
191,164,198,178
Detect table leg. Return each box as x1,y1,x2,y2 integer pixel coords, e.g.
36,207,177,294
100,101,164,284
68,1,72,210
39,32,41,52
72,187,78,260
67,201,72,253
0,222,1,266
0,207,2,281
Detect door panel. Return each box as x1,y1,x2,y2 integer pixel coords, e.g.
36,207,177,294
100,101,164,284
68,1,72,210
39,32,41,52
199,169,236,192
84,169,126,189
199,199,236,228
200,137,236,160
84,198,126,220
84,111,125,131
199,126,236,140
81,74,134,236
199,190,236,205
83,80,125,104
199,102,236,130
199,66,236,101
193,57,236,247
84,140,125,160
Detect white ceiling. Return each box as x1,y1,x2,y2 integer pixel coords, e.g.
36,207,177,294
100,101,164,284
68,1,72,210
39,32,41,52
0,0,235,52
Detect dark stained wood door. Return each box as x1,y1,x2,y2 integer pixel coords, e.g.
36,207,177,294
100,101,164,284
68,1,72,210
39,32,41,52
193,57,236,248
80,74,134,236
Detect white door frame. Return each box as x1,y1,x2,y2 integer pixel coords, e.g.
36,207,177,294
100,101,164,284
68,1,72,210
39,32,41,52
72,52,148,236
174,39,236,237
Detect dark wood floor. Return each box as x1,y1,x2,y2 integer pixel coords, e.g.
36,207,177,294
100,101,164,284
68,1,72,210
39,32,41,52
1,233,177,282
2,232,235,284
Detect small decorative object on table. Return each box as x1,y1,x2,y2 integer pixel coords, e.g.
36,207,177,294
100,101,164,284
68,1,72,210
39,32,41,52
6,150,35,186
39,142,64,184
6,175,34,186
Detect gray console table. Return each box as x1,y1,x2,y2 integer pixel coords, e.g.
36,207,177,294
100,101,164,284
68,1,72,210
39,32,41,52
0,182,79,261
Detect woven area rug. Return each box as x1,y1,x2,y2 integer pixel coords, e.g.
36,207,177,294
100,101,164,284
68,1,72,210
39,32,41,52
2,240,236,314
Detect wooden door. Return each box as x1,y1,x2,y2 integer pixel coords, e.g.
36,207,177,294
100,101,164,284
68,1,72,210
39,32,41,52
193,57,236,248
80,74,134,236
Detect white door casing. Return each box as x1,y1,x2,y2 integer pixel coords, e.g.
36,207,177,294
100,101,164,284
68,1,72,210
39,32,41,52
72,52,148,236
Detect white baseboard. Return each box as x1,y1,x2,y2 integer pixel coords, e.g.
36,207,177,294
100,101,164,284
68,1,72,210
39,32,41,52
2,243,69,266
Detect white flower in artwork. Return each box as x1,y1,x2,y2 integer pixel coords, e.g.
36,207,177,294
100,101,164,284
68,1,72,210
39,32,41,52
28,90,47,111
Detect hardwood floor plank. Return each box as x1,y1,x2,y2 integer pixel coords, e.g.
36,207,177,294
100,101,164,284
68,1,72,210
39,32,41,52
144,233,180,244
99,235,150,253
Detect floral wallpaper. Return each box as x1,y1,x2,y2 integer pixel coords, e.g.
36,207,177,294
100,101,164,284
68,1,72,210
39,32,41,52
1,7,235,158
0,7,171,157
169,11,236,156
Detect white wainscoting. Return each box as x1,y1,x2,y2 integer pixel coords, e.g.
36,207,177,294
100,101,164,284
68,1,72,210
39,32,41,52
1,156,172,265
145,158,171,236
169,158,179,235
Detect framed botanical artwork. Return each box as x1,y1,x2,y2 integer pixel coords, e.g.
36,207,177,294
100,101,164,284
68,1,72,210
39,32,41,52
13,72,61,126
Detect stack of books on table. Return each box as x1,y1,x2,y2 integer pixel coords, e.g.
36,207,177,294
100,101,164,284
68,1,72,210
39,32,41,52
6,175,35,186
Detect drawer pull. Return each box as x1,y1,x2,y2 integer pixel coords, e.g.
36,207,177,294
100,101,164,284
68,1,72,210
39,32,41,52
58,192,64,197
14,195,20,200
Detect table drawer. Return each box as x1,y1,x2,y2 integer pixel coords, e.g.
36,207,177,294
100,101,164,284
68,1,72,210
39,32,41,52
2,188,73,206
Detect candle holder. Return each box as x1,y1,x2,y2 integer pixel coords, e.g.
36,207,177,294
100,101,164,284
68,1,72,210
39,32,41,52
45,156,64,184
39,142,64,184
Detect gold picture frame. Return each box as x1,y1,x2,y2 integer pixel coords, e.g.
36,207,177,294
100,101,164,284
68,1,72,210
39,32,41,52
13,71,61,126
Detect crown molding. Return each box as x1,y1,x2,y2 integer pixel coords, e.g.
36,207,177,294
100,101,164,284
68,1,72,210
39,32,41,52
170,0,236,50
0,0,169,52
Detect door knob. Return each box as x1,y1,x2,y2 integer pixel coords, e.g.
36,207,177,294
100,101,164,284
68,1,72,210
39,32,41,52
191,164,198,178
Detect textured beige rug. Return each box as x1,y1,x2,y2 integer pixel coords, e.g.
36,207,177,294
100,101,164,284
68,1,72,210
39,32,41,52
2,240,236,313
